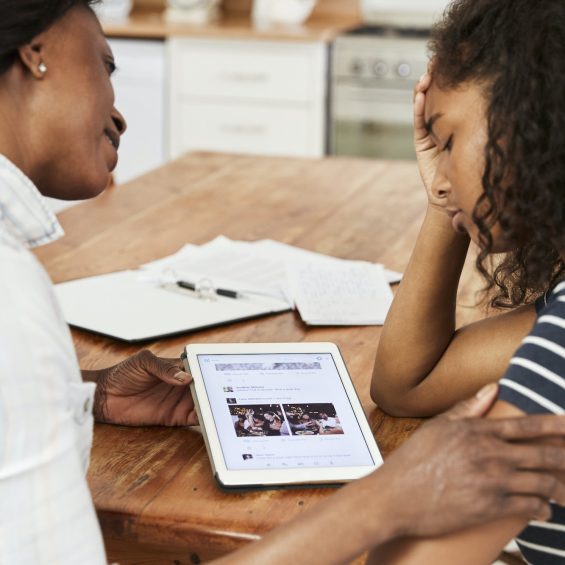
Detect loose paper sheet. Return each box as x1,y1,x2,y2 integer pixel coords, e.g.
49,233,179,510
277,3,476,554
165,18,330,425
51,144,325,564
141,236,399,326
287,260,393,325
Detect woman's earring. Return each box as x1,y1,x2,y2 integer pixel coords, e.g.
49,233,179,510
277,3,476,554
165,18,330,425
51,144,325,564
38,62,47,74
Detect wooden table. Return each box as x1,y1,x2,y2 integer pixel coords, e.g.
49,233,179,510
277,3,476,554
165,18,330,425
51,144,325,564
35,153,484,564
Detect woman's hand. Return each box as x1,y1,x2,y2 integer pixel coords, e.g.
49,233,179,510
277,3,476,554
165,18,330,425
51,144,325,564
414,71,442,207
88,350,198,426
373,384,565,539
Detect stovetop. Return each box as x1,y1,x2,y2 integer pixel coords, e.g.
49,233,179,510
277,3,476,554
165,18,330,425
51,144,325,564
332,25,430,83
343,25,431,40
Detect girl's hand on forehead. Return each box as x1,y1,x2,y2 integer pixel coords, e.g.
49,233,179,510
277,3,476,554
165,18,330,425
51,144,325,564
413,69,442,209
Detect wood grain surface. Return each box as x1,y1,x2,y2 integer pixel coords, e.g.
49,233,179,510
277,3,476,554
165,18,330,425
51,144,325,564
35,153,489,564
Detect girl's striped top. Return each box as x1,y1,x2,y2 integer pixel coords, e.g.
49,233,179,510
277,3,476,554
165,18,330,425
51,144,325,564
499,280,565,564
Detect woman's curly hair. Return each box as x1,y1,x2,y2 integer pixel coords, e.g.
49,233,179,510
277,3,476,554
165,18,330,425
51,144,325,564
430,0,565,308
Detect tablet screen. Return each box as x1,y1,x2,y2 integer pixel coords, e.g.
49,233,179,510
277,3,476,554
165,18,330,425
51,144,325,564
197,352,375,471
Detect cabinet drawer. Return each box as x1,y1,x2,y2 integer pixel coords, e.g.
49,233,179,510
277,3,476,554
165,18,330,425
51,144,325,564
172,101,323,157
170,38,326,103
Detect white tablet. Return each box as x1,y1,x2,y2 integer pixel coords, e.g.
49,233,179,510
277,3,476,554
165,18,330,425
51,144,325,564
183,342,383,489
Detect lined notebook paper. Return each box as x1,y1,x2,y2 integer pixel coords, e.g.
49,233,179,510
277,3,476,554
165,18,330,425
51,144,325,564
287,260,393,325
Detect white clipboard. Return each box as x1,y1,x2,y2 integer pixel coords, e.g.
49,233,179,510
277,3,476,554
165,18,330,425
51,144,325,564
54,270,291,342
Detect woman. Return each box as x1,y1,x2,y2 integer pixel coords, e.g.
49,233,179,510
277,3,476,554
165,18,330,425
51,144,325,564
2,2,565,564
370,0,565,562
0,3,200,563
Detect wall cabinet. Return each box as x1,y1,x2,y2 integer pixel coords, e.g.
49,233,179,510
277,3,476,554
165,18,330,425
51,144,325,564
169,38,328,158
108,38,168,184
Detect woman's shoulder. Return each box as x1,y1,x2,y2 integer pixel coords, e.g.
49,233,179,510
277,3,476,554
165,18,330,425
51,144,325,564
0,227,77,380
0,235,55,317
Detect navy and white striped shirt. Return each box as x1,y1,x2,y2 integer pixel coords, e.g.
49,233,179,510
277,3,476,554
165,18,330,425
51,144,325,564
499,280,565,564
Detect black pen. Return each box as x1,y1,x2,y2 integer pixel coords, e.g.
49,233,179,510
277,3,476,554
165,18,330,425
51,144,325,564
177,280,240,299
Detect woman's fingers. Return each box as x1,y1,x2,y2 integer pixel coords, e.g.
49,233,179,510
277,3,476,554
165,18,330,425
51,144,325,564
136,350,191,386
439,383,499,421
505,471,565,506
499,495,553,522
161,356,185,369
485,414,565,441
499,442,565,473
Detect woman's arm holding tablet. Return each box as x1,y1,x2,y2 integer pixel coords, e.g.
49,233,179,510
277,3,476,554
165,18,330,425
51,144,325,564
82,349,198,426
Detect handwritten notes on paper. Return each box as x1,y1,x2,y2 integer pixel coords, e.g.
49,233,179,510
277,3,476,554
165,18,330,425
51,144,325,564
141,236,400,326
288,261,393,325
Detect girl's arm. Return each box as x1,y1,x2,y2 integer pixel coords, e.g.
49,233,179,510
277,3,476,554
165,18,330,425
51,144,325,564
371,204,537,416
371,74,537,416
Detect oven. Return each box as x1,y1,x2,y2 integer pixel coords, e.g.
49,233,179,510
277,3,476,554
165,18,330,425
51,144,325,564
330,0,452,160
330,28,429,160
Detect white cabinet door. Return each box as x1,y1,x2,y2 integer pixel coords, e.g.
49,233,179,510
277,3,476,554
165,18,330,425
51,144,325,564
109,38,167,185
174,39,323,103
177,100,319,157
169,38,327,159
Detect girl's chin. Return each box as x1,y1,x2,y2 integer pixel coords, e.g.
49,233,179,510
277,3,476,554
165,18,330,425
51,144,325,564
451,211,469,234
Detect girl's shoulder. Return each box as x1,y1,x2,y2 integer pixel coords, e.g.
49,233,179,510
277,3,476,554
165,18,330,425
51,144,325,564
536,280,565,313
550,280,565,299
532,281,565,347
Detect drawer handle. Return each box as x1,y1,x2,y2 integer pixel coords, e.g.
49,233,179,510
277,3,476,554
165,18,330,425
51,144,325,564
221,72,269,84
220,124,268,135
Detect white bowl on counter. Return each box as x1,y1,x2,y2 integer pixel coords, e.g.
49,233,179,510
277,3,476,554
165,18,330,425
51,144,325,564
93,0,133,22
252,0,317,26
166,0,222,24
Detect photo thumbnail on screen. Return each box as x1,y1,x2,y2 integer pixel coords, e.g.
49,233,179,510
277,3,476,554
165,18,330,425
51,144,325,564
282,403,344,436
230,404,289,437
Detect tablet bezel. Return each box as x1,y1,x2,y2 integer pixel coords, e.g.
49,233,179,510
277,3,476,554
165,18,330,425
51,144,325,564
184,342,383,488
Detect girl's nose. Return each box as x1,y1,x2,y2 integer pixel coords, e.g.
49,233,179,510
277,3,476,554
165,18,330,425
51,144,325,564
431,168,450,201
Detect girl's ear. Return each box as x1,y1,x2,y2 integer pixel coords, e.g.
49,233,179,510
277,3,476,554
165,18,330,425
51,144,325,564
18,38,48,79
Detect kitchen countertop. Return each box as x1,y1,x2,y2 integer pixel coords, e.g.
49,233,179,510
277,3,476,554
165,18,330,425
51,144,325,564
102,8,360,41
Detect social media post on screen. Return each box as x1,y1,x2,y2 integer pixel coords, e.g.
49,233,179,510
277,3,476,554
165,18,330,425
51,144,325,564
197,352,375,470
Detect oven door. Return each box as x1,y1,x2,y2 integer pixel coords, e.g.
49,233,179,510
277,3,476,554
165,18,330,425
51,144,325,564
331,84,415,160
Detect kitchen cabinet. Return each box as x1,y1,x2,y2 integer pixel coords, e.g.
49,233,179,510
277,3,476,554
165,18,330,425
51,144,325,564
169,38,328,158
109,38,168,184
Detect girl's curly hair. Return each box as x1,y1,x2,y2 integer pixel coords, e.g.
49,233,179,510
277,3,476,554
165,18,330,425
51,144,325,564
430,0,565,308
